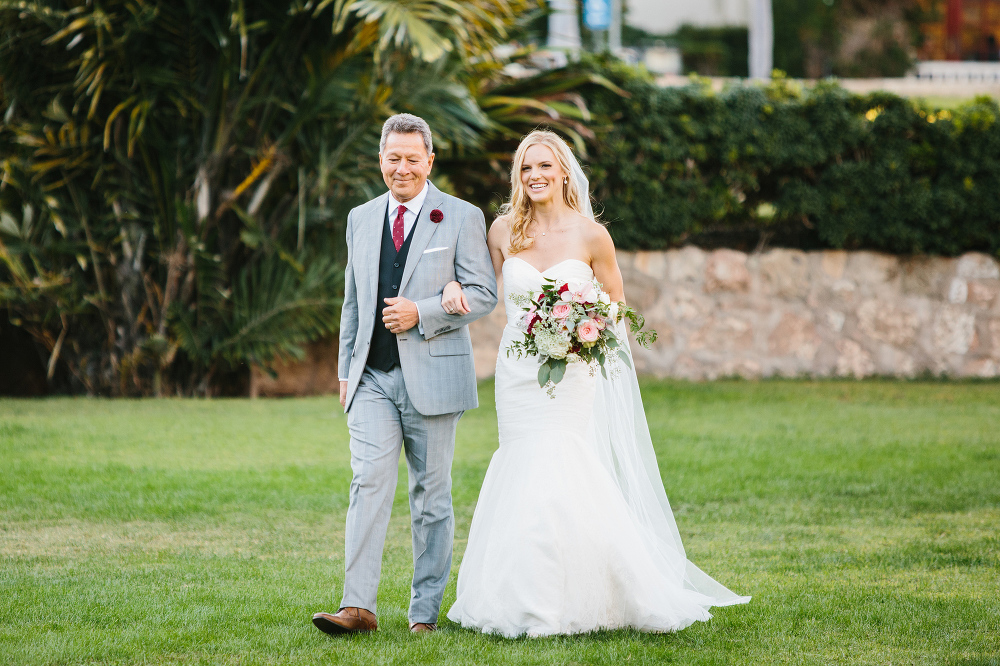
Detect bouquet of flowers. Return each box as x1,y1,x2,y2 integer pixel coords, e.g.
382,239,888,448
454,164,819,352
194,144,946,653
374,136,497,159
506,278,657,394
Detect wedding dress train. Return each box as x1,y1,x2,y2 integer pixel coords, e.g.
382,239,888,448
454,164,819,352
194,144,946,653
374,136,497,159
446,257,750,637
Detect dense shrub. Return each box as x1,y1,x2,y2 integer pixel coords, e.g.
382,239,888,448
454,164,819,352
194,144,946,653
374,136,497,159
580,60,1000,256
673,25,749,77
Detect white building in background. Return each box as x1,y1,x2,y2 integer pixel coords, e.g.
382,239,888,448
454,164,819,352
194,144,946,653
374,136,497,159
625,0,772,79
625,0,749,35
543,1,772,79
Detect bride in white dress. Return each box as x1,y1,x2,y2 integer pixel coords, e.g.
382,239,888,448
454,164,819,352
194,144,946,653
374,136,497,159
440,131,750,637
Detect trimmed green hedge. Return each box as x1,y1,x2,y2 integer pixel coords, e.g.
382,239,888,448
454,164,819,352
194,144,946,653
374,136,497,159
579,60,1000,256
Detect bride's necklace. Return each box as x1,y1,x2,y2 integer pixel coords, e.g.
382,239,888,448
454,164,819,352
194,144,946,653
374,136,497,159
533,216,561,237
533,206,567,237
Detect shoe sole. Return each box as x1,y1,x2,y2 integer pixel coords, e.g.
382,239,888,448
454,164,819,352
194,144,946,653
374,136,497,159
312,615,375,635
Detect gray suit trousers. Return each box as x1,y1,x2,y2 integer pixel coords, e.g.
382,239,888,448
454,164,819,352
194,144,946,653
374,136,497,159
341,366,462,622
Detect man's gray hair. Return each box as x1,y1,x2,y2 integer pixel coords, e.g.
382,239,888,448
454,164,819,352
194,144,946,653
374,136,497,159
380,113,434,156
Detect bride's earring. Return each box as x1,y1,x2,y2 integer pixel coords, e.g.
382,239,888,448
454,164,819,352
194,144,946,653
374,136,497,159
563,177,568,185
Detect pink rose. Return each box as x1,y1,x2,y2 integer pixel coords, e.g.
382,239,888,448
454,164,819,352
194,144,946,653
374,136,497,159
551,302,573,319
576,319,600,344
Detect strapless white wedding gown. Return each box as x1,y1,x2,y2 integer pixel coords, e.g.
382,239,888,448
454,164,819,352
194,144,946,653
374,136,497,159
447,258,750,637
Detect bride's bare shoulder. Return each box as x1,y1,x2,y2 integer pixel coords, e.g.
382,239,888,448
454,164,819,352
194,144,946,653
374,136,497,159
491,213,513,228
577,216,615,258
489,214,513,241
575,214,611,240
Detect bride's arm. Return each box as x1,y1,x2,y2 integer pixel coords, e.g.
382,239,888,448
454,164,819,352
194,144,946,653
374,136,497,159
440,216,508,315
486,215,508,295
587,224,625,303
440,281,469,315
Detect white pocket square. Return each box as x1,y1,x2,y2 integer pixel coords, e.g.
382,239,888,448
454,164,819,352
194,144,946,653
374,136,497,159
423,246,449,254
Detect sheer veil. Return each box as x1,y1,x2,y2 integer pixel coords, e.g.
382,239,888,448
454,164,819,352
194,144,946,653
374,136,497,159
573,154,751,606
569,155,595,223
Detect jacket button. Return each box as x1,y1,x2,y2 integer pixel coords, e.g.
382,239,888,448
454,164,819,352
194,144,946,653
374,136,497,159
393,263,399,268
392,284,398,290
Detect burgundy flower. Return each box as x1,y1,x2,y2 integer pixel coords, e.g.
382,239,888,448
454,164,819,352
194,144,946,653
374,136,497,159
429,209,443,223
558,283,569,294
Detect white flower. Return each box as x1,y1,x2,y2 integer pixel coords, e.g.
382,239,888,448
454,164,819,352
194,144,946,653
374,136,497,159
609,302,620,321
599,291,611,305
579,283,599,303
566,352,581,363
535,328,571,359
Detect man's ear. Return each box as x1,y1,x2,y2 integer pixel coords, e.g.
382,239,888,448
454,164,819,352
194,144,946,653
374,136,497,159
427,152,435,170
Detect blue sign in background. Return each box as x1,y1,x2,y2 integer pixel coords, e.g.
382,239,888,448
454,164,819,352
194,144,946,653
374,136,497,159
584,0,611,30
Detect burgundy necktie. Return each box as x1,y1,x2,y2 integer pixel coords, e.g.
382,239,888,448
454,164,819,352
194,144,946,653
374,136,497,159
392,205,406,252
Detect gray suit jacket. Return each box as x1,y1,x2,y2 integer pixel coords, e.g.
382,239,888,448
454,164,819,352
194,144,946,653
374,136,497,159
338,182,498,415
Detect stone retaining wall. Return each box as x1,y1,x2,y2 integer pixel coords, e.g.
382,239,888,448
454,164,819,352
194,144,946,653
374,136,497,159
469,248,1000,380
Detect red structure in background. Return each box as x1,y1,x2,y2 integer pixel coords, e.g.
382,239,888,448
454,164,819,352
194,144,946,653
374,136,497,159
946,0,964,59
921,0,1000,61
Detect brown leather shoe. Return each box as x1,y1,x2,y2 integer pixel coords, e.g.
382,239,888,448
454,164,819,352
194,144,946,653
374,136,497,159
312,607,377,635
409,622,437,633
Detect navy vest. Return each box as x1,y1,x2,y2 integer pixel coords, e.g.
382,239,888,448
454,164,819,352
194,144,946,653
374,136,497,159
367,205,418,372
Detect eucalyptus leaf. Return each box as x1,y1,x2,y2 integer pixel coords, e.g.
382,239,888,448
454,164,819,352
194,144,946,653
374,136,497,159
537,362,551,387
618,349,632,369
549,358,567,384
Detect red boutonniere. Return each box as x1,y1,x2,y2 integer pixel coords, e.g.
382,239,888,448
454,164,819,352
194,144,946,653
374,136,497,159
430,209,443,223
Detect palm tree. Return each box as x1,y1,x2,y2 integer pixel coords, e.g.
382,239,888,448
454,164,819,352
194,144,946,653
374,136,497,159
0,0,544,395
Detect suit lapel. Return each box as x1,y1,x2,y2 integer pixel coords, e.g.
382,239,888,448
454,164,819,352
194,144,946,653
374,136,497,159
362,193,389,309
398,182,444,295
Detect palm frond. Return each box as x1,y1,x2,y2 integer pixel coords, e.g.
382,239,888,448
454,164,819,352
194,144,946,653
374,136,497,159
214,253,342,368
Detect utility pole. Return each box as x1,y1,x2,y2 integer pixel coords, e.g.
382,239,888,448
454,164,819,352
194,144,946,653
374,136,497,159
609,0,622,54
749,0,773,79
548,0,582,51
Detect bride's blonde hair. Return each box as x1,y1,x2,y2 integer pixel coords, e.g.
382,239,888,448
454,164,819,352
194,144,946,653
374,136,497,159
499,130,590,255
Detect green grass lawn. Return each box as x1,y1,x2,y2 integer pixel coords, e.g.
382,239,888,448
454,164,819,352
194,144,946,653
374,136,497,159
910,95,995,111
1,380,998,665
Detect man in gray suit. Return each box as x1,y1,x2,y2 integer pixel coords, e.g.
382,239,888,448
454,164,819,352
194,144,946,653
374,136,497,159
313,114,497,635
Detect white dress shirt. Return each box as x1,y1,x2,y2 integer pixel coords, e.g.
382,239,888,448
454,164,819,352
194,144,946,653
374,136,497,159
387,181,429,239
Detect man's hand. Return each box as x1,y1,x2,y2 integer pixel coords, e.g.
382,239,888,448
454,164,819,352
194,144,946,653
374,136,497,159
339,380,348,408
382,296,419,334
